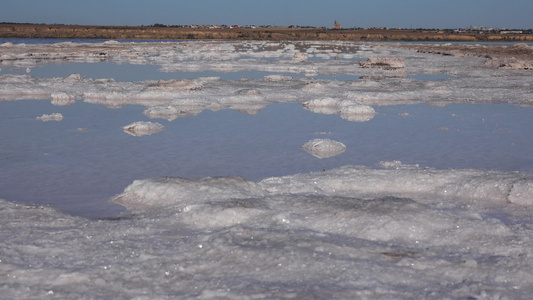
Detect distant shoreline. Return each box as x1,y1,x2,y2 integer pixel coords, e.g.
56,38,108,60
1,24,532,42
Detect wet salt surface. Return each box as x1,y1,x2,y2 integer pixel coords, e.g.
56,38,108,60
2,40,533,298
407,73,454,80
1,99,533,218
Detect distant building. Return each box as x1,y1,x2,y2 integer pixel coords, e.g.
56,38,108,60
333,20,341,30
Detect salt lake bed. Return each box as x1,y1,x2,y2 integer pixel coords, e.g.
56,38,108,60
1,40,533,298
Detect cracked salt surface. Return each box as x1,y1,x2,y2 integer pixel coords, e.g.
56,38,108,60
1,40,533,298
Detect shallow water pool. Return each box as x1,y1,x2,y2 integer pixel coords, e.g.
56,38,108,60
1,98,532,218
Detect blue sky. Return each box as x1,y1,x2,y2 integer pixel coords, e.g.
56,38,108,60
1,0,531,29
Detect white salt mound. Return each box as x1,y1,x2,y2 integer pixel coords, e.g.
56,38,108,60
302,138,347,159
340,104,376,122
114,163,533,211
36,113,63,122
143,79,202,92
122,121,165,136
114,176,265,211
359,57,406,69
291,52,308,62
263,74,292,81
302,97,339,108
51,93,76,106
303,98,376,122
63,73,84,82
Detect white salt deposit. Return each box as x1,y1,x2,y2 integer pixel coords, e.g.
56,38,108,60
36,112,63,121
1,40,533,298
359,57,406,69
114,176,265,211
122,121,165,136
143,102,202,121
143,79,202,92
50,92,76,106
1,40,532,108
263,74,292,81
340,104,376,122
302,97,376,122
63,73,84,82
301,138,347,158
483,58,533,70
257,163,533,206
291,52,308,62
3,162,533,298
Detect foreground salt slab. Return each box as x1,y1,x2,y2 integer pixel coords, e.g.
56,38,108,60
2,193,532,299
113,176,265,210
114,163,533,211
2,163,533,298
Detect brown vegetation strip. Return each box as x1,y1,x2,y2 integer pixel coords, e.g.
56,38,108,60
1,24,532,42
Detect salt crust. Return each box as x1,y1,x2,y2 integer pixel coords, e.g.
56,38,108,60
291,52,308,62
359,57,406,69
2,41,533,298
3,190,533,298
36,113,63,122
1,41,531,110
303,97,376,122
50,92,76,106
113,162,533,211
122,121,165,136
483,58,533,70
301,138,347,158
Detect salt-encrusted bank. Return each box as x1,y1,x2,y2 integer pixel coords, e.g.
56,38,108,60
1,40,533,299
1,41,532,114
2,163,533,298
114,163,533,211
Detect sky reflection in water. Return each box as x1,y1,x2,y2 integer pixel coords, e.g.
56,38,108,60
1,99,533,218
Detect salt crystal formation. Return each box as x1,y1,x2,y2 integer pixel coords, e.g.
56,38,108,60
114,176,264,211
340,104,376,122
114,163,533,210
302,138,347,158
36,113,63,122
482,58,533,70
303,97,376,122
50,92,76,106
142,79,202,92
122,121,165,136
0,41,531,109
63,73,84,82
291,52,308,62
359,57,406,69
